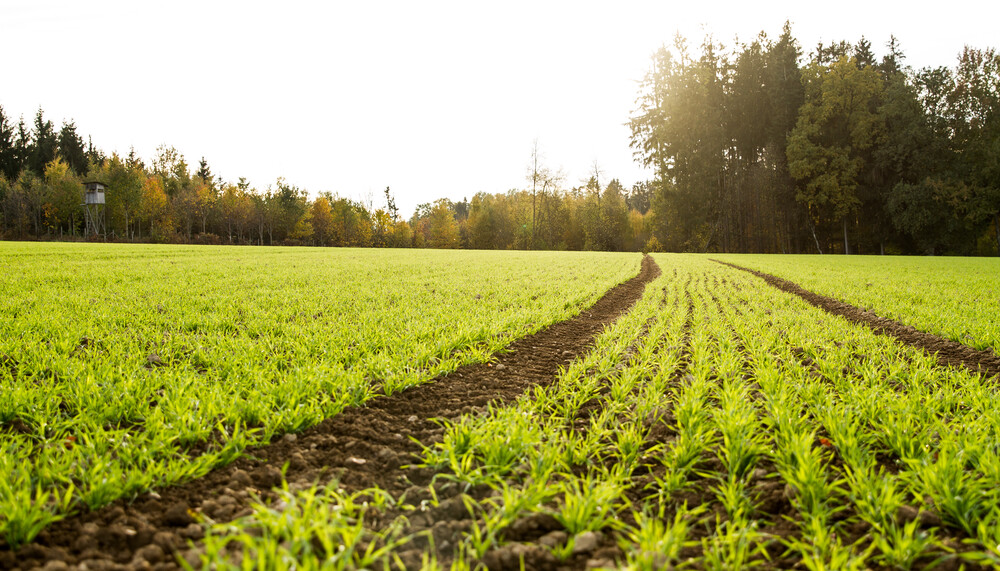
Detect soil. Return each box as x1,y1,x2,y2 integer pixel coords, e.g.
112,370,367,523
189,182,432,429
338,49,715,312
0,256,660,571
716,260,1000,380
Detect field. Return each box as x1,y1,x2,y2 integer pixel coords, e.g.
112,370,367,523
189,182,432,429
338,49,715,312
0,245,639,556
712,254,1000,354
2,246,1000,570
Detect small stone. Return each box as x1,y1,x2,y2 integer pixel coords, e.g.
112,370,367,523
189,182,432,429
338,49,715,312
162,503,193,527
431,520,451,542
200,500,220,517
918,509,942,528
586,558,614,569
105,506,126,523
152,531,178,551
407,415,418,423
408,512,430,529
252,465,283,488
432,496,470,520
289,452,308,470
507,512,562,537
230,469,253,487
282,433,298,443
896,504,919,523
217,495,236,506
178,523,204,540
538,530,567,548
214,505,236,521
96,525,128,546
377,447,397,463
73,535,93,551
81,522,100,536
495,363,506,370
42,561,69,571
347,456,367,465
572,531,601,554
133,544,165,564
181,549,203,569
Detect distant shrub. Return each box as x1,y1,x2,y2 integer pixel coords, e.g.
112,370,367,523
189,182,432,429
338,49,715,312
644,236,664,254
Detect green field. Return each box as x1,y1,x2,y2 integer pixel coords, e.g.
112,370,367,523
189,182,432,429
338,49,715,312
2,246,1000,570
713,254,1000,355
0,243,639,547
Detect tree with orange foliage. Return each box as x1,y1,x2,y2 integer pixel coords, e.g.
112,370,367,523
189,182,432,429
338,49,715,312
140,175,172,240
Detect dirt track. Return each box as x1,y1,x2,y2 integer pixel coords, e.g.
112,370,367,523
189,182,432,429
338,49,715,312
1,256,659,571
715,260,1000,379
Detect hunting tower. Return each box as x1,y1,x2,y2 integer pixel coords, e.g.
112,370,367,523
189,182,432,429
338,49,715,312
82,181,106,238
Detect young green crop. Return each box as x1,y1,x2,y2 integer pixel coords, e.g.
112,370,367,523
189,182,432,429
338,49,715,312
712,253,1000,354
0,243,640,547
191,253,1000,569
9,248,1000,569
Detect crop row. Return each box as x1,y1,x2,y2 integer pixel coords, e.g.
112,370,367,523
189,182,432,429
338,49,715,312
191,253,1000,569
714,253,1000,355
0,244,640,547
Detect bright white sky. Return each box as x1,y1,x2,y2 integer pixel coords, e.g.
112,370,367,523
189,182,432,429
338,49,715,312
3,1,996,216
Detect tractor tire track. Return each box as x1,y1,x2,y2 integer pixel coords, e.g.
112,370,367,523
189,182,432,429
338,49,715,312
714,260,1000,379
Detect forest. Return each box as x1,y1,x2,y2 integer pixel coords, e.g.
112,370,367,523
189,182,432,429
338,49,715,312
0,23,997,255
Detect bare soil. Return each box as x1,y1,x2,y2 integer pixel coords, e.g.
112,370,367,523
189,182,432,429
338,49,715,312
0,256,659,571
715,260,1000,379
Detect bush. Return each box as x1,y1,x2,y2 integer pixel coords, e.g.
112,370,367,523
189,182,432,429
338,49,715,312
644,236,664,254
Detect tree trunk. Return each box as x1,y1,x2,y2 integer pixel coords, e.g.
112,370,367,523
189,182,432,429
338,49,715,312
810,222,823,254
530,188,535,249
843,217,850,255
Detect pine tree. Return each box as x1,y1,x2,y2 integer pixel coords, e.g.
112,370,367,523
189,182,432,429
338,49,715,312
27,108,57,176
0,105,20,181
58,121,88,176
196,156,213,185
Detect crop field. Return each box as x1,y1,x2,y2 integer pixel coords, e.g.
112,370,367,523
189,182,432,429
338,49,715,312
2,247,1000,571
712,254,1000,354
0,244,639,554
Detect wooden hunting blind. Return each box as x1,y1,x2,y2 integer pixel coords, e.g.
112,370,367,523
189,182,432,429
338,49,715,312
83,181,106,204
82,181,107,237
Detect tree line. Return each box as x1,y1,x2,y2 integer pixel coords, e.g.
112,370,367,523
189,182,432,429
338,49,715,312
1,23,997,254
630,23,1000,255
0,110,414,247
0,107,655,250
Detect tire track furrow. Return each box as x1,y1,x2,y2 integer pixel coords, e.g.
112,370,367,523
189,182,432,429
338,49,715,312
714,260,1000,379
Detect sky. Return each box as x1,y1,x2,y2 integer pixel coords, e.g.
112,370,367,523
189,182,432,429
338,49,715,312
2,0,997,216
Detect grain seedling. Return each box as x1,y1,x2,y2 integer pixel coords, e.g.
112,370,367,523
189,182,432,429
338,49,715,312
620,504,703,570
